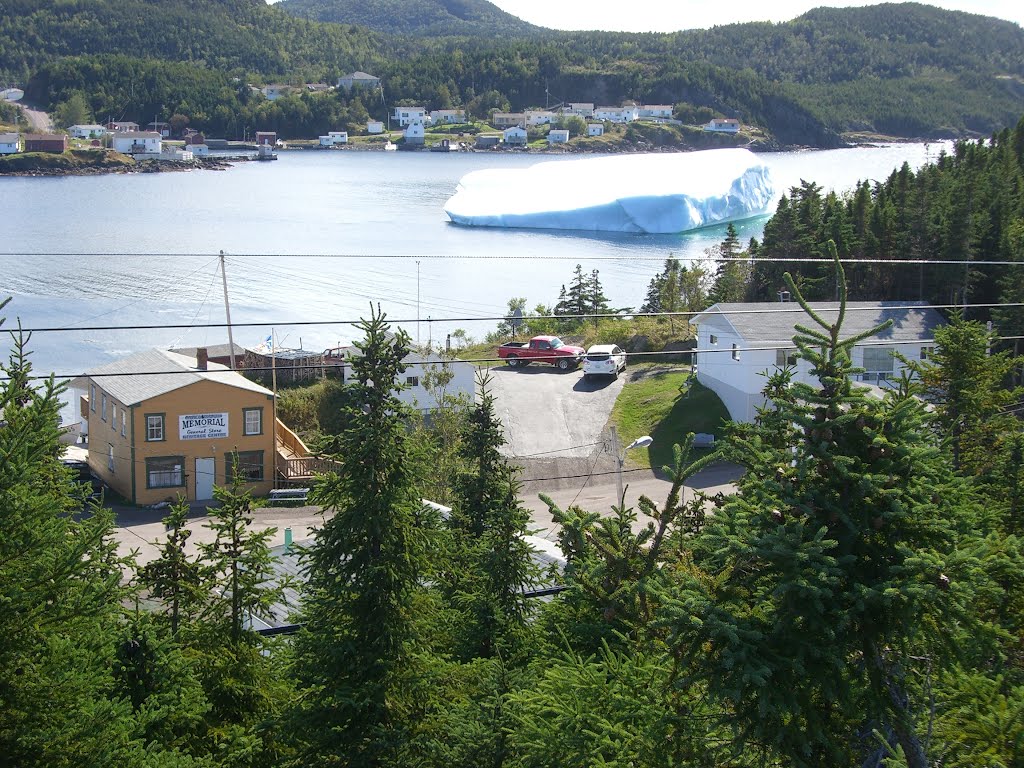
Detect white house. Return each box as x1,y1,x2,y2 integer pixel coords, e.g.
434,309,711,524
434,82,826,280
594,106,638,123
393,106,426,127
68,124,107,139
404,122,425,144
366,120,384,134
548,128,570,144
566,102,595,117
638,105,673,119
503,126,528,145
693,301,946,423
0,133,20,154
337,71,381,92
190,143,210,157
319,131,348,146
705,118,740,133
397,352,477,411
430,109,466,124
525,110,557,127
111,131,162,154
108,121,140,133
587,123,604,137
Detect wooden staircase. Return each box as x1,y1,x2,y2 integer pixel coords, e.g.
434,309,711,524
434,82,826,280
275,419,340,483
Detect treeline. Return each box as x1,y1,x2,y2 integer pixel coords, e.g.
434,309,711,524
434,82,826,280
4,258,1024,765
278,0,540,37
3,0,1024,145
735,114,1024,350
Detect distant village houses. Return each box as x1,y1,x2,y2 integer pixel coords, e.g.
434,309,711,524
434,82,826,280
0,133,20,154
393,106,426,126
705,118,740,133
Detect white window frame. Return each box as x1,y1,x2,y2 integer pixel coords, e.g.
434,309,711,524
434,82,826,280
146,414,165,442
243,407,262,436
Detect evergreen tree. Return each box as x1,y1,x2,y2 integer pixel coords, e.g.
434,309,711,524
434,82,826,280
290,305,429,766
586,269,609,315
565,264,588,318
0,302,133,765
448,373,539,659
708,223,752,304
667,246,986,766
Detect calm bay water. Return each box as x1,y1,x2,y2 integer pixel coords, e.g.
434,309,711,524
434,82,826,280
1,141,947,410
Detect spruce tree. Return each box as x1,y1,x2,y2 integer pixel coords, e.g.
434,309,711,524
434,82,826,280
667,245,984,767
448,373,539,658
0,305,132,765
290,306,428,766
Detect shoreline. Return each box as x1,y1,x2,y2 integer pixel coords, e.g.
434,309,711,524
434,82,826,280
0,133,953,177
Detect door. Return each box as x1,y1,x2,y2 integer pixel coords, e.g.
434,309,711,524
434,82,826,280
195,457,215,501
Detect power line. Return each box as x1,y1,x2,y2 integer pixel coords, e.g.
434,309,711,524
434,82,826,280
14,337,1024,383
4,251,1024,266
12,301,1024,335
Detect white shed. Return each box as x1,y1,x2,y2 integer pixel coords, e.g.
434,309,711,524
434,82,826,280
367,120,384,134
0,133,20,154
693,301,946,423
548,129,570,144
587,123,604,136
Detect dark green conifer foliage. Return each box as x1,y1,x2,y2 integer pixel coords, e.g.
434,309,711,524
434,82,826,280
708,222,752,304
667,244,981,767
139,498,203,637
0,302,131,765
291,305,428,766
448,373,539,658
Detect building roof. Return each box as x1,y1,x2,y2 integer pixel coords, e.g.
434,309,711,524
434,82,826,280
75,349,272,405
24,133,66,141
170,342,248,359
694,301,946,346
0,133,19,142
113,131,161,140
343,71,379,80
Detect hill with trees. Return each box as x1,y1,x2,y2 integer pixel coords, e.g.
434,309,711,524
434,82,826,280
277,0,539,37
1,1,1023,145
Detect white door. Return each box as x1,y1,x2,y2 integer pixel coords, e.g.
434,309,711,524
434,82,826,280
195,457,215,501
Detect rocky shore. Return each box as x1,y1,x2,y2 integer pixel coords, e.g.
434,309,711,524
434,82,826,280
0,151,239,177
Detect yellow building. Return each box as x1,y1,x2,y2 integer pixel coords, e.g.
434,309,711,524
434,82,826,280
76,348,279,505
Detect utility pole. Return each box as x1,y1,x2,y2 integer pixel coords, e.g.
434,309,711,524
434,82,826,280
219,250,237,369
271,329,278,490
416,259,421,346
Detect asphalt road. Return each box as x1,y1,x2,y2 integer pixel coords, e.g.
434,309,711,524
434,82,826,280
18,103,52,132
486,362,624,459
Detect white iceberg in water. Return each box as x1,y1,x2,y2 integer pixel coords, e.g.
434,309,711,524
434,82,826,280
443,148,775,234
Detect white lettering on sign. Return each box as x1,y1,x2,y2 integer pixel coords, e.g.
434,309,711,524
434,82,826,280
178,412,229,440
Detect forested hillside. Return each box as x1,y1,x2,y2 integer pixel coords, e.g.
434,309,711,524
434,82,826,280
2,1,1023,144
278,0,539,37
736,115,1024,353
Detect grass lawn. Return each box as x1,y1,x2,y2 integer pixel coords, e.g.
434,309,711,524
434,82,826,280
609,364,730,473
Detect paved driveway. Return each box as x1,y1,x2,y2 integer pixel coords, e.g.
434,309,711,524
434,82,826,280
484,363,625,459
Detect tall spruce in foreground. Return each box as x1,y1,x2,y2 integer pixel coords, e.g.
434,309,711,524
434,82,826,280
0,302,130,765
290,306,428,766
448,372,539,659
666,245,985,767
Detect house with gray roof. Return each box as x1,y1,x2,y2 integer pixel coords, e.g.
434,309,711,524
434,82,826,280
692,300,946,423
72,348,281,505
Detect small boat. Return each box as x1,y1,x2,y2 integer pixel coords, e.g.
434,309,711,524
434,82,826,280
383,141,397,151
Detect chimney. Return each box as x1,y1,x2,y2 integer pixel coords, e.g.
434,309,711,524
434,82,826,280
196,347,208,370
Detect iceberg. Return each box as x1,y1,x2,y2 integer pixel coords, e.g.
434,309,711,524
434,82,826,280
443,148,774,234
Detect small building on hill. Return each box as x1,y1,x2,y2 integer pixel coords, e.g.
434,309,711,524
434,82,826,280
705,118,740,133
111,131,161,155
548,128,570,144
503,126,527,145
337,71,381,92
0,133,20,154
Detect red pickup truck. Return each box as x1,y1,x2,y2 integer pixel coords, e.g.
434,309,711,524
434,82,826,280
497,335,586,371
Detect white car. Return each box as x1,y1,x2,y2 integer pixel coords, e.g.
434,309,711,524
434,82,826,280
583,344,627,380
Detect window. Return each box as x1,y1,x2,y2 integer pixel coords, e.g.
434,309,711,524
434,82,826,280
146,456,184,489
709,334,718,345
406,376,420,387
862,346,895,373
920,346,935,361
121,412,126,437
101,393,107,422
226,451,264,483
243,407,263,436
90,383,96,411
107,444,115,473
145,414,165,442
732,344,740,361
776,348,797,367
111,403,117,430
